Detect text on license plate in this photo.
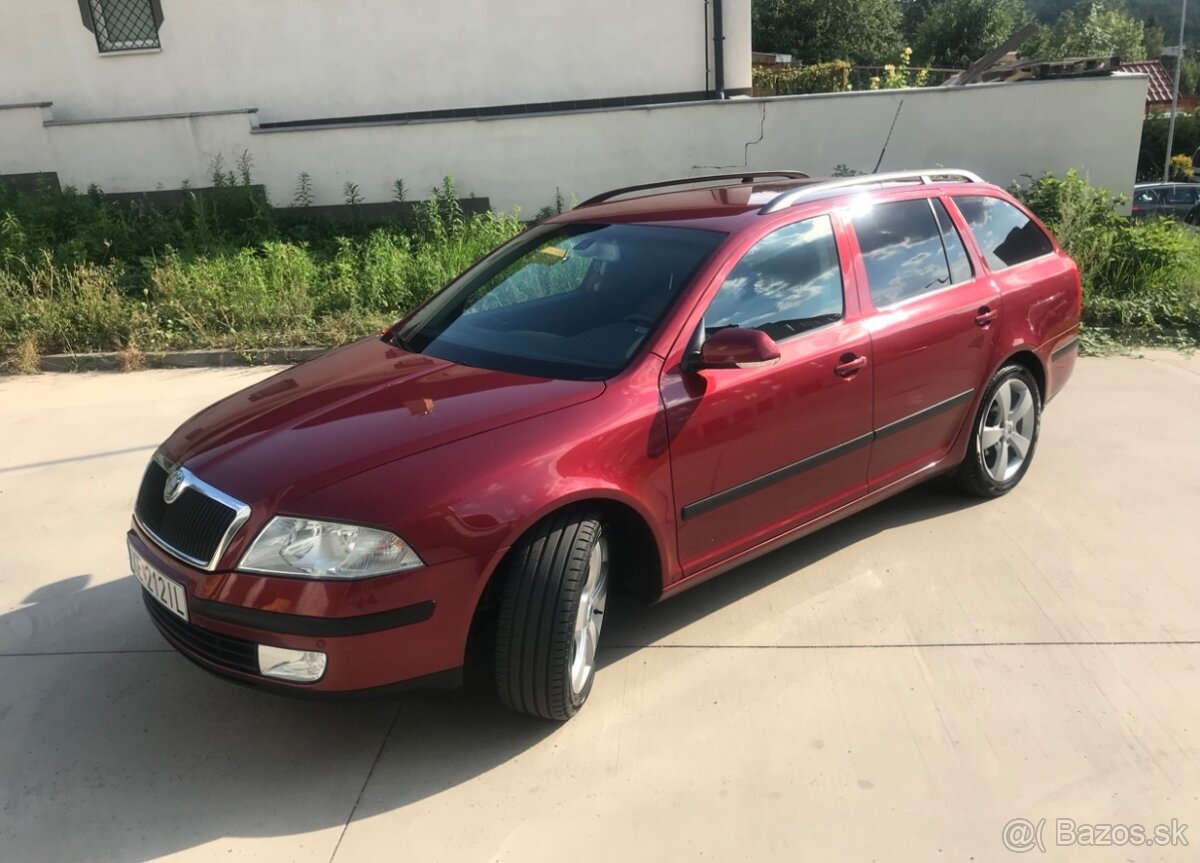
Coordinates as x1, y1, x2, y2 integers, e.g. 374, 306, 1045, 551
129, 542, 189, 622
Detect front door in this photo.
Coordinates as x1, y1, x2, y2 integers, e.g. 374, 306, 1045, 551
660, 214, 875, 576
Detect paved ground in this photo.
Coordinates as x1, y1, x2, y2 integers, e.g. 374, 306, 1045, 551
1, 353, 1198, 863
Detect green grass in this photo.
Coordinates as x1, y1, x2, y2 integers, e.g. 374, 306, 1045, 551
3, 168, 1197, 372
0, 174, 525, 371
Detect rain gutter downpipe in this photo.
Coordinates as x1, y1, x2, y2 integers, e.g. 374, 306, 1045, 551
713, 0, 727, 99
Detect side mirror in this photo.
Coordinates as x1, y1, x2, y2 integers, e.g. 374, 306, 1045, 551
690, 328, 781, 371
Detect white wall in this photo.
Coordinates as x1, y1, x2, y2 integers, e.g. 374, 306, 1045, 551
0, 0, 750, 123
0, 105, 53, 176
9, 75, 1144, 217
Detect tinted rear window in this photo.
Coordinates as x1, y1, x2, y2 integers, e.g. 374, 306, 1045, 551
954, 196, 1054, 271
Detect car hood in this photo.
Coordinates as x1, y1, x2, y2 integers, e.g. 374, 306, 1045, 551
161, 338, 604, 509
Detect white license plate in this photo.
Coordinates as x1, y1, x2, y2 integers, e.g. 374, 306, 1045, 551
129, 542, 190, 622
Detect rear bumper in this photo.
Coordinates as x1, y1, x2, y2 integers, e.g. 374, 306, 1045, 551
129, 526, 496, 693
1046, 334, 1080, 404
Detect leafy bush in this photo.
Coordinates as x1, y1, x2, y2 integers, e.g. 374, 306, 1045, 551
1170, 153, 1195, 181
1014, 170, 1200, 348
868, 47, 932, 90
753, 61, 852, 95
1138, 113, 1200, 181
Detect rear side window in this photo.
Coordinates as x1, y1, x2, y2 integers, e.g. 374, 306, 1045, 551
851, 198, 952, 307
954, 196, 1054, 271
704, 215, 844, 342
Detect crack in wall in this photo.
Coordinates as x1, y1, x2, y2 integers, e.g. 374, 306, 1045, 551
691, 101, 768, 173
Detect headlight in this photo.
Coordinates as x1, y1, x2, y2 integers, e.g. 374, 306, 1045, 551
239, 517, 424, 579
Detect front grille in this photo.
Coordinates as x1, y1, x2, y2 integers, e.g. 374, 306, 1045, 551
134, 458, 243, 568
144, 592, 259, 675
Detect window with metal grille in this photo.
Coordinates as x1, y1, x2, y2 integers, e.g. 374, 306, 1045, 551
83, 0, 162, 53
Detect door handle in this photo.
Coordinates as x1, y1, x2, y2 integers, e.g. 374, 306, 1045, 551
975, 306, 999, 327
834, 354, 868, 377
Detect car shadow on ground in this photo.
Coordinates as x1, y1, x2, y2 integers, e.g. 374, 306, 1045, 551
598, 480, 984, 664
0, 481, 980, 861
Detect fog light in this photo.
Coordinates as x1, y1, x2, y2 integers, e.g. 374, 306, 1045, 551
257, 645, 327, 683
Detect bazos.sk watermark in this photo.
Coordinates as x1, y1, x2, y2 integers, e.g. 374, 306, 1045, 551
1002, 817, 1188, 853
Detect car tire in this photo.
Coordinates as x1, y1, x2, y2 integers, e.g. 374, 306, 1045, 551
494, 508, 609, 720
955, 364, 1042, 498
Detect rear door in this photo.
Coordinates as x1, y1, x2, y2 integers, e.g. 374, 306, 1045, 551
845, 194, 1000, 489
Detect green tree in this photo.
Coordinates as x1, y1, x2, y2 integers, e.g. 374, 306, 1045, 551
1126, 2, 1200, 52
1143, 19, 1164, 58
1180, 56, 1200, 96
911, 0, 1032, 67
752, 0, 903, 64
1022, 0, 1147, 60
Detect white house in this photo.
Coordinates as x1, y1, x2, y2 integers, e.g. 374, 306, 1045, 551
0, 1, 1146, 213
2, 0, 752, 123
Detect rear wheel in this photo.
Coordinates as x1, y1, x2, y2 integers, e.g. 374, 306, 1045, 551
494, 509, 609, 720
955, 364, 1041, 498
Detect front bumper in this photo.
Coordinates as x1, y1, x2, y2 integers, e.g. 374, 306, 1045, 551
129, 525, 497, 693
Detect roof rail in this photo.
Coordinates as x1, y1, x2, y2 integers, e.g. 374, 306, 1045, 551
759, 169, 984, 214
578, 171, 811, 208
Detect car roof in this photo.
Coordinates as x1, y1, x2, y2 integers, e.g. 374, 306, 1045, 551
549, 170, 1001, 232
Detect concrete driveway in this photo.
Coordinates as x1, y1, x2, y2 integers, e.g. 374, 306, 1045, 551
1, 353, 1198, 862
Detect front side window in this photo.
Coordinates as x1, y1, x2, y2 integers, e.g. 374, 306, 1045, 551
397, 223, 726, 380
84, 0, 162, 52
851, 198, 953, 308
954, 195, 1054, 271
704, 216, 844, 342
1167, 185, 1199, 205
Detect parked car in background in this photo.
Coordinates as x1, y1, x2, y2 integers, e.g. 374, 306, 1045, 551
128, 169, 1081, 720
1132, 181, 1200, 222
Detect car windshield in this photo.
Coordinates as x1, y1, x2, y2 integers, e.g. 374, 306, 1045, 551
393, 223, 726, 380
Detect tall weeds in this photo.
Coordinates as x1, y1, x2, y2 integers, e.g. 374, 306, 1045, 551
0, 174, 524, 369
1015, 171, 1200, 349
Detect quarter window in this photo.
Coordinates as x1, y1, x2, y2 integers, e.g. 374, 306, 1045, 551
851, 198, 953, 308
82, 0, 162, 53
954, 196, 1054, 271
705, 216, 844, 342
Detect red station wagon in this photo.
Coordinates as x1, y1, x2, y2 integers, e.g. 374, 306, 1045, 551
128, 169, 1081, 719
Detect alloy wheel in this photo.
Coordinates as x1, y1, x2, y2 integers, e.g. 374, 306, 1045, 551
569, 535, 609, 695
979, 378, 1035, 483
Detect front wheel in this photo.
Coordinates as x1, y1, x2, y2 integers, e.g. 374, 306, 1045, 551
494, 509, 609, 720
955, 364, 1042, 498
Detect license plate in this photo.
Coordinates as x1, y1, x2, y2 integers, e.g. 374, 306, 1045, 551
129, 542, 190, 622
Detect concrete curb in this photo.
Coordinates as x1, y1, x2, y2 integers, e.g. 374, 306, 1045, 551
37, 347, 331, 373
